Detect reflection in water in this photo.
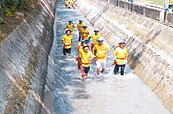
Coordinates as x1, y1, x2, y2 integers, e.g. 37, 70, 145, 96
72, 89, 91, 99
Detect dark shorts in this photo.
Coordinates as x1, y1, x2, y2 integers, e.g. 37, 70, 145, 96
78, 33, 81, 41
83, 66, 90, 73
63, 48, 71, 55
114, 64, 126, 75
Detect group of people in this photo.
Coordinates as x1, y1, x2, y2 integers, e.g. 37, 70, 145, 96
61, 20, 128, 79
64, 0, 77, 8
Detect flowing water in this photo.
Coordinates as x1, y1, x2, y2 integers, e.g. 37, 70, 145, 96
51, 0, 170, 114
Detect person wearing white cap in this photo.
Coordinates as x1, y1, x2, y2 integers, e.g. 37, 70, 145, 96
77, 20, 84, 41
71, 0, 77, 7
65, 0, 71, 8
88, 30, 101, 51
113, 39, 128, 76
81, 26, 90, 41
65, 20, 75, 34
75, 40, 87, 70
62, 30, 73, 56
92, 37, 110, 75
80, 44, 95, 78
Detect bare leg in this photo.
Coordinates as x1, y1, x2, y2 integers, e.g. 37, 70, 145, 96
77, 61, 80, 70
85, 73, 88, 76
101, 68, 105, 73
97, 68, 100, 75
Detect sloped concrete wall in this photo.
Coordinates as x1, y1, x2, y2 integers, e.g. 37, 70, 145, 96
109, 0, 161, 21
109, 0, 173, 25
167, 13, 173, 25
77, 0, 173, 113
0, 0, 55, 114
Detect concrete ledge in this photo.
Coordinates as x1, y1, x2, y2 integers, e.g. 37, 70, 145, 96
0, 0, 55, 113
167, 13, 173, 24
109, 0, 173, 24
109, 0, 161, 21
77, 0, 173, 113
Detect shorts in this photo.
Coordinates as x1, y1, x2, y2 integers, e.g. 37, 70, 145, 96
96, 59, 106, 69
63, 48, 71, 55
83, 66, 90, 73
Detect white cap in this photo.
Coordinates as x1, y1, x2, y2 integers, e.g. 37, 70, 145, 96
119, 39, 125, 44
83, 44, 89, 48
97, 37, 104, 42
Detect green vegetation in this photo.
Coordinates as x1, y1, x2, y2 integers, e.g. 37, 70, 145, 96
141, 0, 165, 4
0, 0, 27, 17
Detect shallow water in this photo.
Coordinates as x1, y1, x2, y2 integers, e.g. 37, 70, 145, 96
51, 0, 170, 114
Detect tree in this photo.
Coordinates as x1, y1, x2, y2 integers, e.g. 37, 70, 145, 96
0, 0, 27, 18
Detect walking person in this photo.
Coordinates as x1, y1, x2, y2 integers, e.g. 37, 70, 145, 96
65, 0, 70, 7
62, 30, 73, 57
88, 30, 101, 51
75, 40, 87, 70
77, 20, 84, 41
65, 0, 73, 8
81, 26, 90, 41
71, 0, 77, 8
80, 44, 95, 78
65, 20, 75, 34
92, 37, 110, 76
113, 39, 128, 76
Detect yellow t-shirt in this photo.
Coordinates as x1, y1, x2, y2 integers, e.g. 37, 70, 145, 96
81, 51, 95, 67
91, 34, 101, 45
71, 0, 76, 5
81, 28, 89, 40
114, 47, 128, 65
77, 22, 84, 33
65, 1, 68, 5
66, 0, 71, 7
66, 23, 74, 32
93, 44, 110, 61
170, 0, 173, 5
78, 46, 83, 58
62, 34, 73, 49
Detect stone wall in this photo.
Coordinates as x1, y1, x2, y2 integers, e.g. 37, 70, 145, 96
77, 0, 173, 113
109, 0, 173, 25
0, 0, 55, 113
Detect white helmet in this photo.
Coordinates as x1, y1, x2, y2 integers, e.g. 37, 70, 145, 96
119, 39, 125, 44
97, 37, 104, 42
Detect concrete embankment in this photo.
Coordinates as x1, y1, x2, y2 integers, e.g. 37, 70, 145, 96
107, 0, 173, 25
0, 0, 55, 113
77, 0, 173, 113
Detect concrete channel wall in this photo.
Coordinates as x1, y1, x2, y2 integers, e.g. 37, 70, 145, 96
109, 0, 161, 21
0, 0, 55, 113
77, 0, 173, 113
109, 0, 173, 25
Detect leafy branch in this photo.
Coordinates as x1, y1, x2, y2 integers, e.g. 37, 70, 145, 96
0, 0, 27, 18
